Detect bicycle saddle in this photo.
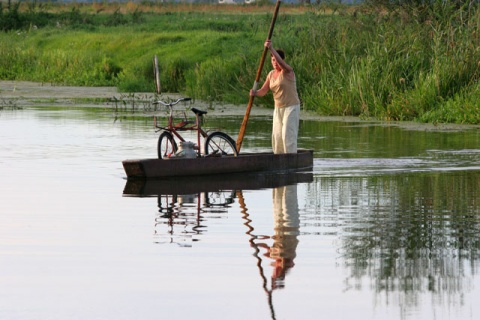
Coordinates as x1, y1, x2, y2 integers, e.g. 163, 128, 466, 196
191, 108, 207, 116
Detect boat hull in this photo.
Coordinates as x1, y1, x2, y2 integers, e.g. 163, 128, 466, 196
122, 149, 313, 179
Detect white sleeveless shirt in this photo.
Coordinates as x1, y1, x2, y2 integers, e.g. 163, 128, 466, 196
268, 70, 300, 108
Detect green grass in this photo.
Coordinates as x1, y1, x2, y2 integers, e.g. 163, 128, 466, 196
2, 2, 480, 124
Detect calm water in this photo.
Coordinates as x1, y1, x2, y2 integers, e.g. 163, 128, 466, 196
1, 106, 480, 320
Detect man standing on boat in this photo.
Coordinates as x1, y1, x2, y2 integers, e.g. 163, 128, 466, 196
250, 40, 301, 154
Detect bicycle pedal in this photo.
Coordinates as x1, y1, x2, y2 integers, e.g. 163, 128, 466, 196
204, 150, 220, 157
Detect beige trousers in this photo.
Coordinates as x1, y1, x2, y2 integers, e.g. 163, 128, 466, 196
272, 104, 300, 154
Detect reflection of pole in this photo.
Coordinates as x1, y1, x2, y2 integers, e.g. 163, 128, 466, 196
191, 192, 203, 234
155, 194, 177, 244
236, 190, 276, 320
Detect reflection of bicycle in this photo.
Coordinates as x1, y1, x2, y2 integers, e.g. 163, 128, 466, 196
154, 190, 236, 246
205, 190, 236, 207
153, 98, 238, 159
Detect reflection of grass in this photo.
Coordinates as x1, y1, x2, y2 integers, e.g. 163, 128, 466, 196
110, 93, 163, 113
73, 97, 111, 104
26, 96, 161, 112
2, 3, 480, 123
0, 98, 21, 110
30, 98, 57, 104
29, 97, 113, 104
332, 171, 480, 306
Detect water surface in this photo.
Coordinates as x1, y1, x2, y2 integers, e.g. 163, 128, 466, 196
1, 106, 480, 320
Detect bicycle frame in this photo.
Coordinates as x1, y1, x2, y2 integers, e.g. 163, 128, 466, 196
154, 98, 205, 154
153, 98, 238, 159
165, 107, 208, 153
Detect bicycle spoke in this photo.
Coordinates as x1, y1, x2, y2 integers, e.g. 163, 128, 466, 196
204, 132, 238, 156
158, 131, 177, 159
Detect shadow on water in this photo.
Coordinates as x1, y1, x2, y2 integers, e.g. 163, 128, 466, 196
123, 171, 311, 319
123, 171, 313, 196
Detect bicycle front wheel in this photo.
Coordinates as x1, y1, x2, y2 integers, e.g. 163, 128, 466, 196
158, 131, 177, 159
204, 132, 238, 157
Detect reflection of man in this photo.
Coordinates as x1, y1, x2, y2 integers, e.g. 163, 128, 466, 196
270, 184, 300, 289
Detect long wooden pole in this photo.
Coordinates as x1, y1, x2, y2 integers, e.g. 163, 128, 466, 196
236, 0, 281, 153
153, 55, 161, 94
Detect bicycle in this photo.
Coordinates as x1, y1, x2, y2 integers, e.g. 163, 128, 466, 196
153, 97, 238, 159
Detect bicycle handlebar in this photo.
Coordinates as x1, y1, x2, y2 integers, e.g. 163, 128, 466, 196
153, 97, 191, 107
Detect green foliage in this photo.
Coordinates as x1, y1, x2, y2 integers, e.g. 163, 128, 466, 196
186, 56, 245, 102
2, 2, 480, 124
289, 2, 480, 124
418, 82, 480, 124
104, 8, 128, 27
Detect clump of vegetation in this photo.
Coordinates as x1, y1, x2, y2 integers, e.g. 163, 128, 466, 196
1, 1, 480, 124
0, 97, 20, 110
0, 0, 22, 31
293, 1, 480, 124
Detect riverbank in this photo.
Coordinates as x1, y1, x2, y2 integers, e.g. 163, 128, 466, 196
1, 80, 478, 132
0, 80, 272, 116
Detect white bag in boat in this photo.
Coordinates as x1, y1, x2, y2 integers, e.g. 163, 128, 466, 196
175, 141, 196, 158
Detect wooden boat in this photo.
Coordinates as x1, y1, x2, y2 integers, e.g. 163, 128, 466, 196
122, 149, 313, 180
123, 171, 313, 196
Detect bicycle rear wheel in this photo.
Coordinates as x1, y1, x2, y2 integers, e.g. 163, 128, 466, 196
158, 131, 177, 159
204, 132, 238, 156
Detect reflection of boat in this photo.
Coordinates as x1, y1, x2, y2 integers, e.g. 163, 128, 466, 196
122, 149, 313, 180
123, 171, 313, 196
